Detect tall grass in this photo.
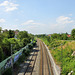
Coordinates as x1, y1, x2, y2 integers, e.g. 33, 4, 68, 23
41, 38, 75, 75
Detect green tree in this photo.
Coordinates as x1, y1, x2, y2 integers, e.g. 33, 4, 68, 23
62, 33, 68, 40
22, 38, 29, 46
71, 29, 75, 40
15, 29, 19, 32
8, 30, 15, 38
28, 34, 34, 41
0, 34, 3, 44
2, 38, 11, 56
51, 33, 60, 39
17, 31, 28, 40
0, 46, 4, 62
0, 27, 2, 33
2, 30, 9, 38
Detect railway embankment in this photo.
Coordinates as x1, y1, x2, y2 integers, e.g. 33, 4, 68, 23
43, 42, 61, 75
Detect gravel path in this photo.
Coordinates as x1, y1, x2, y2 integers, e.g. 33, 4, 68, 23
17, 40, 40, 75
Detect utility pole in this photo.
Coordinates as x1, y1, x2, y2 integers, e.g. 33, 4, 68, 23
11, 44, 14, 75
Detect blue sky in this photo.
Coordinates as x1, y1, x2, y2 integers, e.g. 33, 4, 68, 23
0, 0, 75, 34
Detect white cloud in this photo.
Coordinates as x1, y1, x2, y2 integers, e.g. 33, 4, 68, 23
21, 20, 46, 34
46, 16, 75, 33
21, 17, 74, 34
69, 14, 72, 16
21, 20, 43, 25
56, 16, 74, 24
0, 1, 19, 12
0, 19, 6, 23
72, 25, 75, 28
22, 20, 34, 25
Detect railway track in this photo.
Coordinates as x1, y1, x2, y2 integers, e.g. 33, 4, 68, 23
39, 40, 53, 75
23, 39, 53, 75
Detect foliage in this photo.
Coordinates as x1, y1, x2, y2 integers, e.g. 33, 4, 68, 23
40, 36, 75, 75
71, 29, 75, 40
22, 38, 29, 47
0, 33, 4, 45
0, 46, 4, 62
8, 30, 15, 38
0, 28, 34, 62
17, 31, 28, 40
3, 68, 12, 75
36, 32, 73, 40
0, 27, 2, 33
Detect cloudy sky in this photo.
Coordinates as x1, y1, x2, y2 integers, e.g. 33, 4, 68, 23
0, 0, 75, 34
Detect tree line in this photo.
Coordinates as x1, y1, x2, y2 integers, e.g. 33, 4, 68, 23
36, 29, 75, 40
0, 27, 34, 62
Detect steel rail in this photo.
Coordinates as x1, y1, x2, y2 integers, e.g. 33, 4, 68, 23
42, 42, 51, 75
39, 40, 53, 75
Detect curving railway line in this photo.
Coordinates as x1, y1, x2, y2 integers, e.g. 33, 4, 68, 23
39, 40, 53, 75
18, 39, 53, 75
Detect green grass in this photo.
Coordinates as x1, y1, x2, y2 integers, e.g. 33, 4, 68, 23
41, 38, 75, 75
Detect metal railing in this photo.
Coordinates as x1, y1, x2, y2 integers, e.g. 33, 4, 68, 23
0, 40, 36, 75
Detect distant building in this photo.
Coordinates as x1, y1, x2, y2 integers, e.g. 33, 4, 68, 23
48, 34, 51, 38
14, 31, 19, 39
48, 34, 51, 37
67, 34, 71, 37
3, 29, 8, 33
14, 31, 18, 35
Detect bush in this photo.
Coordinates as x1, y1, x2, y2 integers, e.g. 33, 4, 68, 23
0, 46, 4, 62
40, 37, 75, 75
3, 68, 12, 75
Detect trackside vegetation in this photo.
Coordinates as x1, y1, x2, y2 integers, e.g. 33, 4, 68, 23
0, 27, 36, 75
36, 29, 75, 75
0, 27, 34, 62
2, 40, 36, 75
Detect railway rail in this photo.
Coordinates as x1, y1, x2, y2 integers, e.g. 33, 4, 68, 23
22, 39, 53, 75
39, 40, 53, 75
